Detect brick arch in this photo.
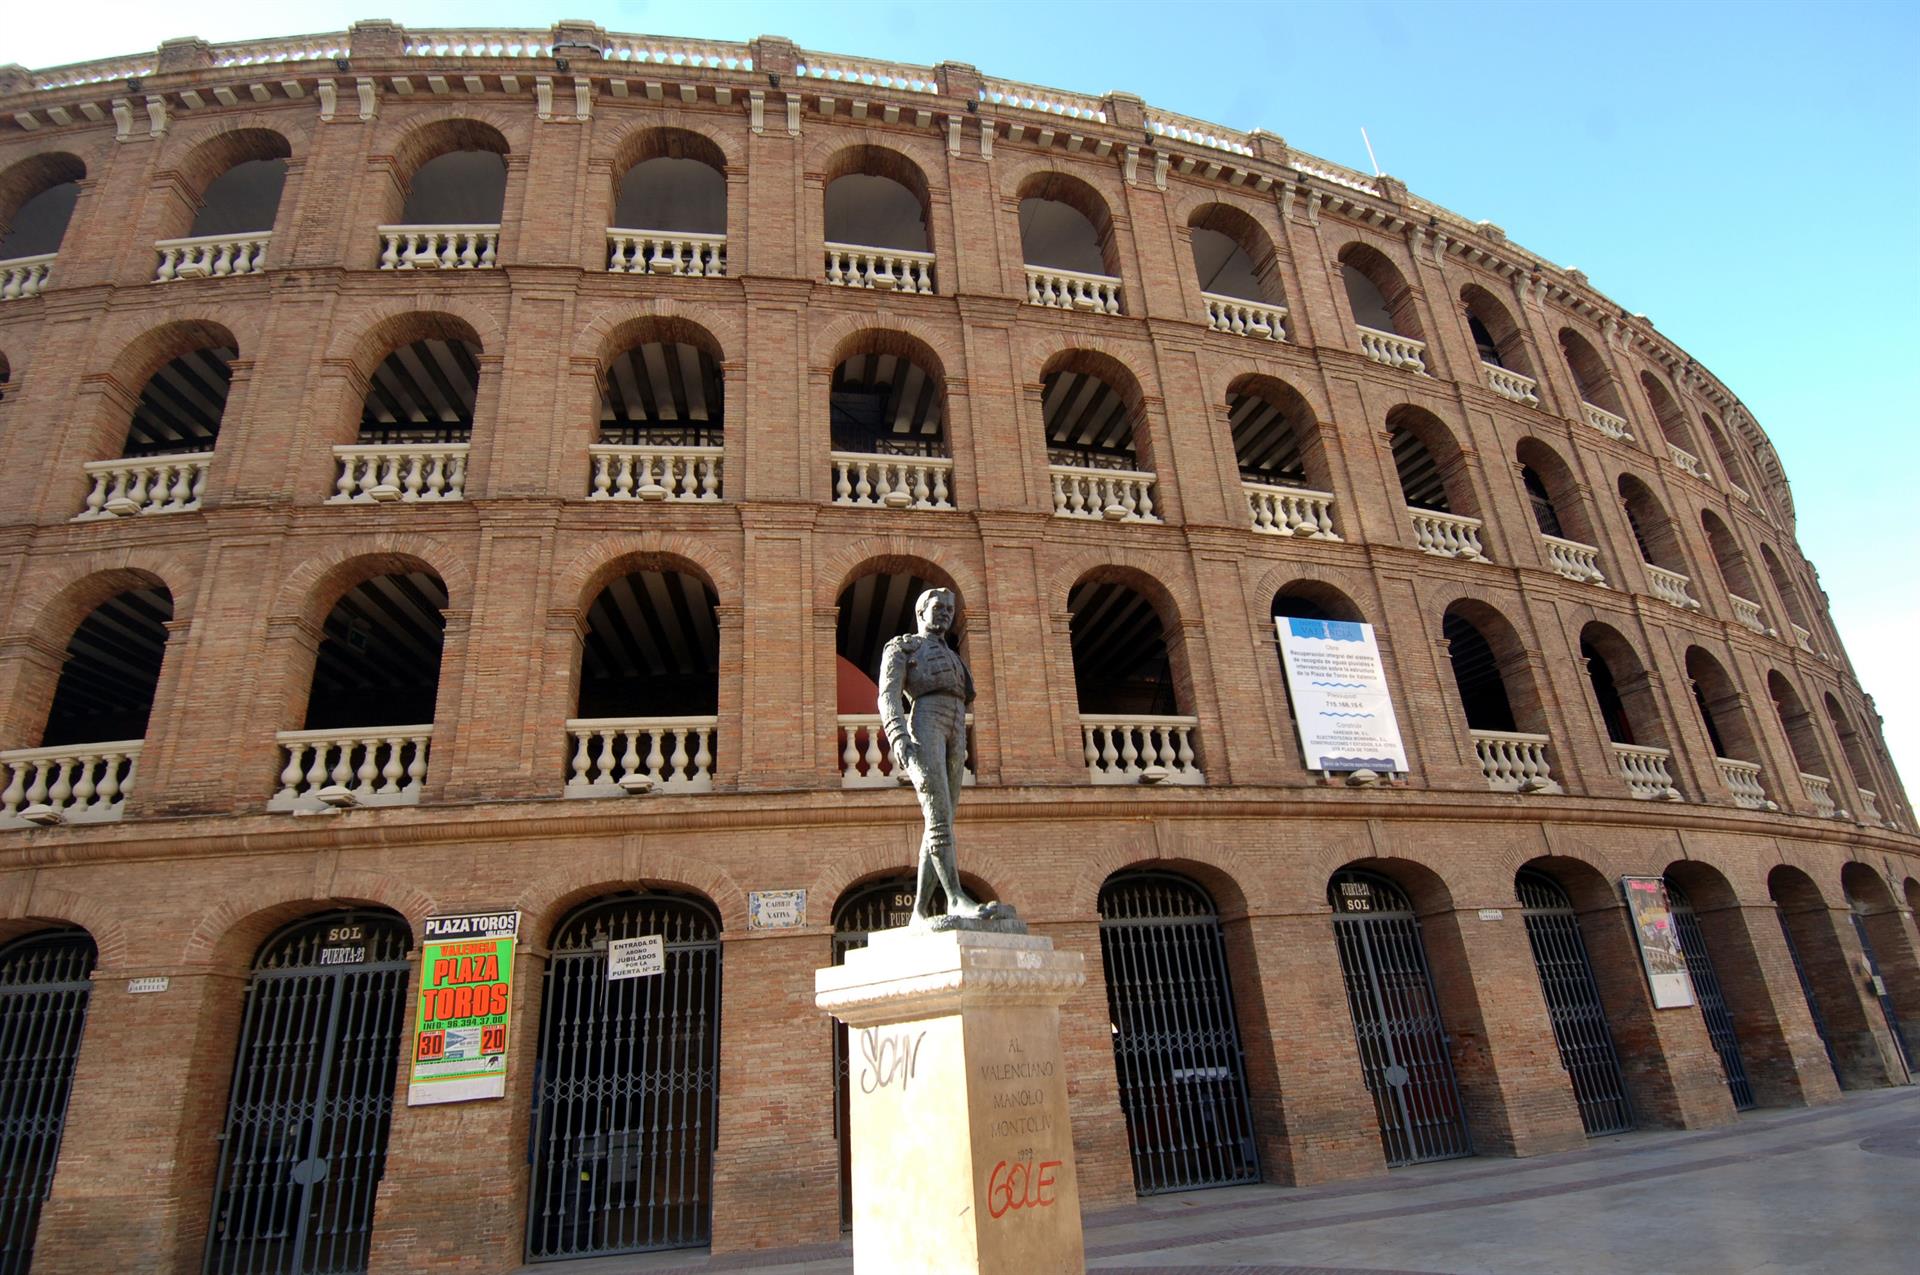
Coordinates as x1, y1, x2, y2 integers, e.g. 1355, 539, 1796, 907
516, 852, 746, 943
574, 299, 742, 366
101, 316, 243, 398
809, 844, 1012, 920
809, 312, 962, 379
1067, 842, 1260, 921
554, 532, 737, 614
9, 550, 199, 643
181, 873, 433, 972
1169, 186, 1279, 233
819, 536, 985, 615
270, 534, 473, 627
604, 118, 739, 177
328, 303, 499, 374
1220, 368, 1330, 427
160, 119, 299, 199
996, 153, 1126, 216
1516, 852, 1621, 913
1258, 563, 1374, 625
1666, 857, 1743, 911
1047, 547, 1199, 624
383, 112, 518, 177
805, 132, 947, 192
1323, 853, 1461, 918
1183, 199, 1287, 302
1337, 238, 1424, 340
3, 885, 130, 971
1384, 401, 1478, 516
1031, 338, 1159, 411
0, 150, 87, 230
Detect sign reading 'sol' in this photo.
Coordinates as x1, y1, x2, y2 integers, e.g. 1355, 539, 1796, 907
407, 911, 520, 1106
1275, 617, 1410, 774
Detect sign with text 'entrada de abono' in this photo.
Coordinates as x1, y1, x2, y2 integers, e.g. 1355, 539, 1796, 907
1275, 617, 1409, 773
408, 911, 520, 1106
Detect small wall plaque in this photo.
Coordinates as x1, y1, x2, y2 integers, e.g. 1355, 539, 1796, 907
748, 889, 807, 930
1477, 909, 1504, 922
127, 976, 169, 994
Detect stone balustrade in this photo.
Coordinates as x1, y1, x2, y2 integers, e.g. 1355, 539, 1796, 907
1201, 292, 1287, 341
1355, 324, 1428, 374
1644, 563, 1702, 610
825, 243, 936, 294
1469, 730, 1561, 794
1482, 363, 1540, 405
564, 717, 717, 796
0, 741, 141, 826
1729, 482, 1752, 507
1542, 534, 1606, 585
1729, 593, 1770, 635
607, 229, 727, 277
1049, 464, 1161, 523
75, 454, 212, 519
1799, 772, 1838, 818
154, 232, 271, 281
330, 444, 468, 503
0, 253, 54, 300
1582, 402, 1633, 441
837, 714, 974, 789
377, 224, 499, 270
830, 453, 954, 510
1409, 508, 1489, 561
1791, 624, 1814, 654
1082, 715, 1203, 785
1715, 757, 1770, 811
1858, 788, 1883, 824
1667, 442, 1710, 481
1025, 264, 1122, 314
1245, 481, 1339, 539
1612, 743, 1681, 801
587, 444, 723, 502
270, 726, 431, 810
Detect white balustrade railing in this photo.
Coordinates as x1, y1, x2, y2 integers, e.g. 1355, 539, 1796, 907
1409, 508, 1489, 561
1644, 563, 1702, 610
837, 714, 975, 789
1081, 715, 1204, 785
1613, 743, 1681, 801
824, 243, 936, 294
1245, 482, 1339, 540
1715, 757, 1770, 811
1542, 534, 1606, 586
1799, 772, 1837, 819
270, 726, 431, 810
1469, 730, 1562, 794
0, 741, 141, 826
1858, 788, 1883, 824
1049, 465, 1161, 523
330, 444, 468, 503
607, 229, 727, 277
1667, 442, 1710, 481
1582, 403, 1633, 441
1729, 482, 1752, 507
1355, 324, 1428, 374
0, 254, 54, 300
75, 454, 212, 519
1791, 624, 1814, 654
1482, 362, 1540, 405
377, 224, 499, 270
1729, 593, 1770, 635
565, 717, 717, 796
1201, 292, 1287, 341
154, 232, 271, 281
831, 453, 954, 510
1025, 265, 1122, 315
588, 444, 723, 502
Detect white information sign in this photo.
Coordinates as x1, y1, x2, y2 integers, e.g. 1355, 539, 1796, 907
748, 889, 807, 930
607, 933, 666, 981
126, 976, 170, 994
1275, 617, 1410, 773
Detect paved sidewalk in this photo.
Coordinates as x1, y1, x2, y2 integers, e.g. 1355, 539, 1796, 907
520, 1087, 1920, 1274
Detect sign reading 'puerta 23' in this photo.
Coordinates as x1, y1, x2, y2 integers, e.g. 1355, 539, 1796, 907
1275, 617, 1410, 773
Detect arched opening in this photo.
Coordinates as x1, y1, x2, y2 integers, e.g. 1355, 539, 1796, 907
822, 146, 932, 292
834, 565, 968, 786
1189, 204, 1284, 337
567, 566, 720, 795
1579, 622, 1677, 799
591, 319, 723, 501
1616, 475, 1680, 571
1662, 863, 1759, 1110
1640, 373, 1704, 472
1767, 867, 1846, 1086
1514, 866, 1634, 1134
1387, 406, 1483, 560
1758, 544, 1814, 647
1018, 172, 1114, 276
1444, 601, 1558, 793
1043, 352, 1158, 521
1684, 647, 1766, 808
1229, 375, 1336, 538
118, 335, 237, 461
1515, 438, 1602, 583
1338, 243, 1420, 339
204, 909, 413, 1275
1766, 671, 1830, 815
1272, 581, 1365, 626
39, 583, 173, 750
0, 925, 97, 1272
0, 153, 85, 270
1327, 868, 1473, 1165
336, 317, 481, 503
1700, 411, 1746, 490
608, 129, 728, 275
77, 320, 240, 522
1070, 574, 1200, 783
1099, 869, 1259, 1193
527, 891, 722, 1259
154, 130, 289, 280
1841, 864, 1919, 1076
381, 121, 507, 269
1825, 694, 1884, 820
829, 333, 951, 509
1558, 328, 1623, 419
1461, 284, 1532, 374
1700, 511, 1763, 625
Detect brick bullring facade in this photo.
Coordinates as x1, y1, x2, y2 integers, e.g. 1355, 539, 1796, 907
0, 20, 1915, 1274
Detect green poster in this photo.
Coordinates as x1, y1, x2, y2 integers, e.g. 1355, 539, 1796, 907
407, 911, 520, 1106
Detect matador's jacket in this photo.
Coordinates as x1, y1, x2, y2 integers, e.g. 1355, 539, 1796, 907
877, 632, 975, 759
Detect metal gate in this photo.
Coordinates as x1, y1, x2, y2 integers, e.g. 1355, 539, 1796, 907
830, 877, 924, 1228
1329, 871, 1472, 1166
1776, 910, 1842, 1084
527, 893, 720, 1262
0, 929, 96, 1275
1099, 872, 1259, 1194
1666, 884, 1756, 1110
1515, 871, 1633, 1136
1849, 910, 1915, 1076
203, 910, 413, 1275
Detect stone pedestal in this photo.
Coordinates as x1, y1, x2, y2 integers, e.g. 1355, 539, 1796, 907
816, 928, 1087, 1275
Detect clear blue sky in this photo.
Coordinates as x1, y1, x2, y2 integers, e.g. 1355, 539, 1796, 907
10, 1, 1919, 790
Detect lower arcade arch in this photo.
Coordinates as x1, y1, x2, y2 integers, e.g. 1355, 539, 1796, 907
1514, 868, 1633, 1135
1327, 869, 1472, 1166
1840, 864, 1918, 1075
204, 909, 414, 1275
1661, 867, 1757, 1110
1097, 870, 1259, 1194
527, 891, 721, 1261
1768, 867, 1875, 1088
0, 927, 97, 1274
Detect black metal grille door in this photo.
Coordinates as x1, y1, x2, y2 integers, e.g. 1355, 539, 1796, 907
204, 911, 413, 1275
1515, 871, 1632, 1136
1776, 910, 1842, 1085
527, 894, 720, 1261
1099, 872, 1260, 1194
1328, 871, 1472, 1166
1849, 911, 1915, 1075
830, 877, 922, 1229
0, 929, 96, 1275
1666, 884, 1755, 1110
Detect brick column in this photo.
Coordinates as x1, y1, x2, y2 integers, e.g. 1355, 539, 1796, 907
1851, 900, 1920, 1068
1780, 901, 1906, 1088
1696, 901, 1841, 1107
1032, 919, 1134, 1209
